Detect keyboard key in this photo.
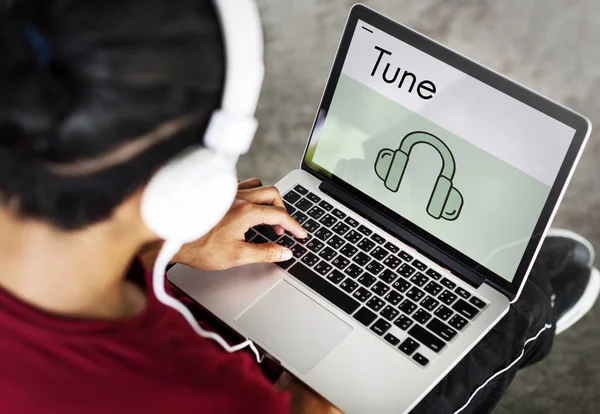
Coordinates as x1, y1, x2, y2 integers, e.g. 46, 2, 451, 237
394, 315, 414, 331
383, 255, 402, 270
398, 263, 416, 278
295, 198, 313, 212
306, 239, 324, 253
352, 252, 371, 266
294, 233, 310, 244
384, 333, 400, 346
412, 259, 427, 271
319, 214, 337, 228
399, 340, 417, 356
327, 270, 345, 285
344, 263, 363, 279
440, 277, 457, 290
384, 242, 400, 254
406, 287, 425, 303
357, 238, 376, 253
421, 296, 440, 312
291, 211, 308, 225
332, 222, 350, 236
424, 281, 443, 296
344, 230, 362, 244
366, 260, 384, 276
314, 228, 333, 241
327, 235, 345, 249
357, 225, 373, 236
319, 200, 334, 211
366, 297, 385, 312
332, 255, 350, 270
357, 274, 376, 287
410, 272, 429, 287
291, 244, 307, 258
455, 287, 471, 299
399, 299, 417, 315
340, 278, 359, 293
306, 192, 321, 204
380, 269, 398, 284
353, 287, 372, 303
283, 202, 296, 215
392, 279, 411, 293
340, 244, 358, 258
256, 225, 281, 241
370, 246, 389, 261
426, 268, 442, 280
453, 299, 480, 319
354, 307, 377, 326
288, 263, 360, 314
302, 219, 319, 233
283, 190, 302, 204
427, 318, 457, 341
370, 318, 391, 336
371, 281, 390, 297
294, 185, 308, 195
434, 305, 453, 321
449, 314, 468, 331
439, 290, 458, 306
344, 216, 359, 228
332, 208, 346, 220
307, 206, 325, 220
409, 325, 445, 353
276, 258, 295, 270
370, 233, 385, 245
412, 353, 429, 366
301, 252, 319, 267
381, 305, 400, 321
318, 247, 337, 261
276, 236, 295, 249
251, 234, 269, 244
384, 290, 403, 306
413, 309, 432, 324
399, 251, 413, 262
244, 229, 256, 242
314, 261, 333, 276
469, 296, 486, 309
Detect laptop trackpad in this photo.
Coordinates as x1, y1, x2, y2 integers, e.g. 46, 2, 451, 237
235, 281, 353, 374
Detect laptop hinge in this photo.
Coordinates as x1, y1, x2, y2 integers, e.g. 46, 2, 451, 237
319, 180, 484, 289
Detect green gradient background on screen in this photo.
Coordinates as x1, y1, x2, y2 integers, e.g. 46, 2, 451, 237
307, 75, 551, 281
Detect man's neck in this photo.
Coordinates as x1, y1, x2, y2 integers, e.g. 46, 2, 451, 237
0, 209, 147, 320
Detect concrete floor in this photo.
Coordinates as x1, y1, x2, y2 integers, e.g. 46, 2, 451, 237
239, 1, 600, 412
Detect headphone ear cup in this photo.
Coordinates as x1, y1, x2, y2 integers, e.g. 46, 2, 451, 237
441, 187, 463, 221
427, 175, 452, 219
375, 149, 408, 192
141, 147, 238, 243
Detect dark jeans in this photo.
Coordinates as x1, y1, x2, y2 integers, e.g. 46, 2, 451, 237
412, 268, 557, 414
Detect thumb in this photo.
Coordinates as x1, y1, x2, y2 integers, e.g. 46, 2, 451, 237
237, 242, 294, 266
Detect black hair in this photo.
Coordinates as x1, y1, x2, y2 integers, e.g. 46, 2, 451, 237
0, 0, 225, 229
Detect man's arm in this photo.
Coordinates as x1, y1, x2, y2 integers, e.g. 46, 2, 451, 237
276, 372, 343, 414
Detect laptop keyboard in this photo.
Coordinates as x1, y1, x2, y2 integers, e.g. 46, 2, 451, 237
245, 185, 488, 368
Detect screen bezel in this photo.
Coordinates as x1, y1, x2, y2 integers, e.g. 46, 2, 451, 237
301, 4, 591, 299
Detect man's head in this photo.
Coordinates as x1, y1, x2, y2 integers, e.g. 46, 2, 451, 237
0, 0, 225, 232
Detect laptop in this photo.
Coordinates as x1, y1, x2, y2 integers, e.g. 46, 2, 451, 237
168, 5, 591, 413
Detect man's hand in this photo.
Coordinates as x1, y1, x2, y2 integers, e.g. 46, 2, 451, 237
139, 178, 307, 271
275, 372, 343, 414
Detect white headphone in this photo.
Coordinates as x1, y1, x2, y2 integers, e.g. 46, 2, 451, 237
140, 0, 266, 363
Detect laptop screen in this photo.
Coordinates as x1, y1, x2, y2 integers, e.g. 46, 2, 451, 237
303, 19, 578, 283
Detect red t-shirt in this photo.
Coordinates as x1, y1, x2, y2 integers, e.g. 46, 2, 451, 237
0, 261, 290, 413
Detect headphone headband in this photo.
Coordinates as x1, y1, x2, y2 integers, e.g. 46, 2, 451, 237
205, 0, 265, 155
399, 131, 456, 179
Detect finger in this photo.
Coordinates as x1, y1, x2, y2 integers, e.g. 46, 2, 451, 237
236, 242, 293, 265
239, 203, 306, 238
238, 178, 263, 190
237, 185, 285, 209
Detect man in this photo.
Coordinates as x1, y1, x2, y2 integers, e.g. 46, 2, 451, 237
0, 1, 597, 413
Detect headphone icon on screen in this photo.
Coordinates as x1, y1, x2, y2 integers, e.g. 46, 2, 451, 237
374, 131, 464, 221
